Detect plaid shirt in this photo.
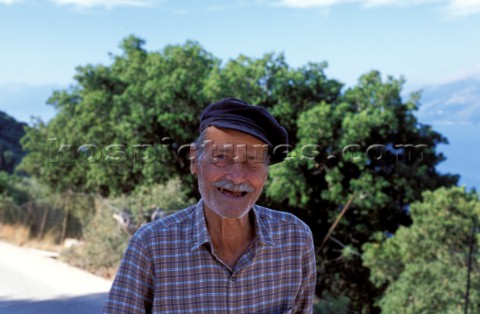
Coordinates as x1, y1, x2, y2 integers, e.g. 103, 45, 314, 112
103, 201, 316, 313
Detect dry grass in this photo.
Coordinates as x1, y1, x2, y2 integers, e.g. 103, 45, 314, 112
0, 223, 30, 245
0, 223, 60, 251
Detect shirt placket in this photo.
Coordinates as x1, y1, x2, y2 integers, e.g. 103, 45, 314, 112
227, 242, 259, 313
227, 271, 237, 314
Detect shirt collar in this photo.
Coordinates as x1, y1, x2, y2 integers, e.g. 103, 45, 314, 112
251, 205, 276, 247
191, 200, 211, 251
190, 200, 276, 252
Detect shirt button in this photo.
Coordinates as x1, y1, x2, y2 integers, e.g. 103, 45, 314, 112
230, 276, 236, 282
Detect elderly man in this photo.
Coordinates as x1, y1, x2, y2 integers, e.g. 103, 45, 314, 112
103, 98, 316, 313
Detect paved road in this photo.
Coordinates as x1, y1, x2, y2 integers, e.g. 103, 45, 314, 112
0, 241, 113, 314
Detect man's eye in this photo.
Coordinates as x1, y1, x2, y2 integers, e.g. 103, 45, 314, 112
247, 161, 265, 170
212, 154, 231, 166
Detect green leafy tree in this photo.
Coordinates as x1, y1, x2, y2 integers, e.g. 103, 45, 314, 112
19, 36, 219, 195
18, 36, 458, 311
363, 187, 480, 313
265, 71, 458, 312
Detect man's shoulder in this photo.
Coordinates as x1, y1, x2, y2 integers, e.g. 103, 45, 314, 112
254, 205, 313, 237
133, 204, 197, 238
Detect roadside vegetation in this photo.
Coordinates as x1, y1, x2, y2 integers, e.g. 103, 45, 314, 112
0, 172, 192, 278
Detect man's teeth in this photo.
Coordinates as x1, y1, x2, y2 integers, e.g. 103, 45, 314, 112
219, 188, 245, 197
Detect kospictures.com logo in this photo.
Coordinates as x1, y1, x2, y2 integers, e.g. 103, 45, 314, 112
48, 137, 428, 170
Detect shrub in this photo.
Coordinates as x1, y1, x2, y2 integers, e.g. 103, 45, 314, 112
61, 177, 194, 278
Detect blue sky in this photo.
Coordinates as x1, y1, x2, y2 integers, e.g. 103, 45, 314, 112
0, 0, 479, 190
1, 0, 479, 88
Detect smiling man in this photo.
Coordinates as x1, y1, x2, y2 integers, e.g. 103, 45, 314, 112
103, 98, 316, 314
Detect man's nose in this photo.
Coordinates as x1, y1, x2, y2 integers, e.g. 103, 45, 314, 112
226, 162, 247, 184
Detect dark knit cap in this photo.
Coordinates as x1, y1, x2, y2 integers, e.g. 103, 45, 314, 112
199, 98, 289, 165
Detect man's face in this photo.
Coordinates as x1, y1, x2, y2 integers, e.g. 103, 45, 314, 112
191, 126, 269, 219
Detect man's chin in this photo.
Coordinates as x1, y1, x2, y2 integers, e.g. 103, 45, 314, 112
205, 198, 253, 219
200, 189, 259, 219
210, 206, 251, 219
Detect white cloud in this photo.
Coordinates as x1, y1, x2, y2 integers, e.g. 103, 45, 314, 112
442, 0, 480, 16
0, 0, 21, 5
276, 0, 480, 17
362, 0, 439, 7
277, 0, 352, 8
276, 0, 433, 8
51, 0, 153, 10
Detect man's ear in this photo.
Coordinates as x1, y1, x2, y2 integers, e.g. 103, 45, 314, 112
263, 169, 269, 184
190, 144, 197, 176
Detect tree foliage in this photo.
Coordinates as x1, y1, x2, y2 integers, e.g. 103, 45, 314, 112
19, 36, 220, 195
363, 187, 480, 313
18, 35, 458, 311
265, 71, 458, 311
0, 111, 26, 173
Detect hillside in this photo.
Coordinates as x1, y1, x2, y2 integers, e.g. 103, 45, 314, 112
417, 76, 480, 125
416, 76, 480, 191
0, 111, 26, 173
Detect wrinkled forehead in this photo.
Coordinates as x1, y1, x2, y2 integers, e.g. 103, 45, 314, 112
204, 126, 267, 145
202, 126, 269, 158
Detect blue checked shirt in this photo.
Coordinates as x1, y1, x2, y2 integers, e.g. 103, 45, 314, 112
103, 200, 316, 313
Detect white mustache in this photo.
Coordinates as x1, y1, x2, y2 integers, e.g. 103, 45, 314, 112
213, 180, 254, 193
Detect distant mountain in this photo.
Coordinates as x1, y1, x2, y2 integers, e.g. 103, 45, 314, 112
416, 77, 480, 125
0, 111, 27, 173
0, 83, 59, 124
413, 75, 480, 191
